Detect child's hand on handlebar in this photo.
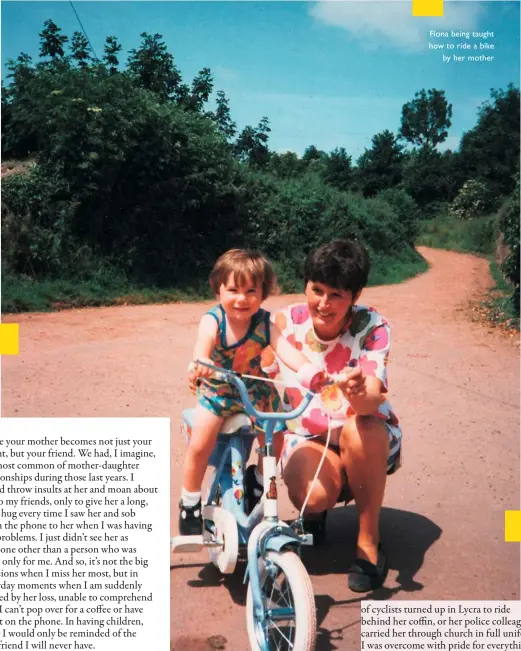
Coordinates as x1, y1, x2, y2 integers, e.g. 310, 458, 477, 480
187, 358, 216, 393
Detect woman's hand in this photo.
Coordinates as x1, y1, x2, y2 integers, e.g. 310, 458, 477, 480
335, 367, 367, 399
334, 367, 385, 415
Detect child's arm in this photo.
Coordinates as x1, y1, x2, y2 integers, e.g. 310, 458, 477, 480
269, 322, 311, 372
189, 315, 219, 383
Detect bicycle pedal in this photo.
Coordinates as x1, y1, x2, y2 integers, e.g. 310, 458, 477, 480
171, 535, 204, 553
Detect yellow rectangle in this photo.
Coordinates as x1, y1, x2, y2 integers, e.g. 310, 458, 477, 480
0, 323, 19, 355
412, 0, 443, 17
505, 510, 521, 542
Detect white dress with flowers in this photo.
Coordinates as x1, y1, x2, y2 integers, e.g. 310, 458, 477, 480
262, 303, 402, 471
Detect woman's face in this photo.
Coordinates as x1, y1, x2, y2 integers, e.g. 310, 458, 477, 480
305, 280, 360, 340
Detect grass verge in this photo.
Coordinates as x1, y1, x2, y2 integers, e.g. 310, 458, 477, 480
2, 247, 428, 314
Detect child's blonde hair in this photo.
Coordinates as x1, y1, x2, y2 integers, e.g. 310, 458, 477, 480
209, 249, 279, 300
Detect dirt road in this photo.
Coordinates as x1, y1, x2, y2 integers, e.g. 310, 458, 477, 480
2, 247, 519, 650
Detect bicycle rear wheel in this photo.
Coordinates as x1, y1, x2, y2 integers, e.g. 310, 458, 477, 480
204, 504, 238, 574
246, 550, 316, 651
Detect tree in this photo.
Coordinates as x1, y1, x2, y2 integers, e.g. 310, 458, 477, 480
3, 54, 38, 157
399, 88, 452, 149
209, 90, 236, 140
302, 145, 324, 163
356, 130, 404, 196
185, 67, 213, 112
39, 19, 69, 62
267, 151, 303, 179
235, 116, 271, 166
324, 147, 352, 191
459, 85, 520, 200
127, 32, 182, 102
402, 147, 451, 209
103, 36, 121, 74
71, 31, 91, 69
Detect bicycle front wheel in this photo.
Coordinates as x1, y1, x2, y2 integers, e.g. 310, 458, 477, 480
246, 550, 317, 651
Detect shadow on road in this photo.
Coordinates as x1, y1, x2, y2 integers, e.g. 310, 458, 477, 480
307, 505, 442, 651
303, 505, 442, 592
171, 506, 441, 649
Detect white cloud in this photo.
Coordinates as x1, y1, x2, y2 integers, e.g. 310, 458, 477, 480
310, 1, 484, 51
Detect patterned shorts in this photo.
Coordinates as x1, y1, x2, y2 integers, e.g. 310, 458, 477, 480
280, 421, 402, 476
197, 385, 286, 435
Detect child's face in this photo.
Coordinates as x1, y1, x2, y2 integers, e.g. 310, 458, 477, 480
219, 273, 263, 323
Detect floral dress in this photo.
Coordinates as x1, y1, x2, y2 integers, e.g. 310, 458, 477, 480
196, 305, 285, 433
263, 303, 402, 471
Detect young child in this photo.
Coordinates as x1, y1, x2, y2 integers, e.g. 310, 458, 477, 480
180, 248, 319, 535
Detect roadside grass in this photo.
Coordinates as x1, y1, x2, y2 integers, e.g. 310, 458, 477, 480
1, 248, 428, 314
1, 272, 213, 314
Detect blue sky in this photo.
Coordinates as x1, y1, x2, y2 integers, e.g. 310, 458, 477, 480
1, 1, 519, 159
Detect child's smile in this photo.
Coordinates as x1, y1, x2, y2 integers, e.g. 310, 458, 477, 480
219, 274, 263, 323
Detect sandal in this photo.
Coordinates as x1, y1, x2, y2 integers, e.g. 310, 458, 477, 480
347, 545, 388, 592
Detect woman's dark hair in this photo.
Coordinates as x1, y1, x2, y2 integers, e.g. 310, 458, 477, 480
304, 239, 370, 295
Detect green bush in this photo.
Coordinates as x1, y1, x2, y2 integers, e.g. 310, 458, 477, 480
376, 187, 420, 243
2, 68, 248, 286
242, 170, 422, 288
449, 179, 490, 220
498, 181, 520, 313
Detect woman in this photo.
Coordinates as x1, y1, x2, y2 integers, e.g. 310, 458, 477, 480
250, 239, 402, 592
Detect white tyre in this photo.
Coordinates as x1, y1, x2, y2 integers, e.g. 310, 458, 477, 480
246, 550, 317, 651
203, 505, 238, 574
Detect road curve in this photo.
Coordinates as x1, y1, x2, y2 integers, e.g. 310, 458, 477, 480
2, 247, 519, 651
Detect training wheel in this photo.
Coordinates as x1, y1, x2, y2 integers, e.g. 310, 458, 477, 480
203, 505, 238, 574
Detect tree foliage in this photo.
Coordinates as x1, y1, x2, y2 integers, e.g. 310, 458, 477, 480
127, 32, 183, 102
103, 36, 122, 74
323, 147, 352, 191
2, 20, 519, 314
39, 19, 69, 62
399, 88, 452, 149
235, 117, 271, 166
356, 130, 404, 197
459, 85, 520, 200
70, 31, 91, 69
449, 180, 489, 220
208, 90, 236, 140
498, 180, 520, 312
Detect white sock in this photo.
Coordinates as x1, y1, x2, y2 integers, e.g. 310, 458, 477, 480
181, 488, 201, 507
254, 466, 264, 487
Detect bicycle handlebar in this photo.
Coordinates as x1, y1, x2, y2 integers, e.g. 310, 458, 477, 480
194, 359, 315, 422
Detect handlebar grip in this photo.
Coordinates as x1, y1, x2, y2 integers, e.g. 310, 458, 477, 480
192, 358, 314, 421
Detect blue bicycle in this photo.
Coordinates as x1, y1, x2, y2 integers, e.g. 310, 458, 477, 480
171, 360, 318, 651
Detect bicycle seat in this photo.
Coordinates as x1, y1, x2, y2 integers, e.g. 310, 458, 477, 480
182, 409, 252, 435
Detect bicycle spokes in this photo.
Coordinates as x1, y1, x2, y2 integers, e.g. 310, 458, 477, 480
263, 571, 297, 648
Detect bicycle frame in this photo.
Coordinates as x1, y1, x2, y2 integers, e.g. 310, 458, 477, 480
205, 423, 261, 545
193, 361, 315, 638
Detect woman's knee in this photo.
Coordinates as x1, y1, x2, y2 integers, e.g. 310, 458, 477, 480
340, 415, 389, 455
286, 480, 333, 513
283, 446, 342, 512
